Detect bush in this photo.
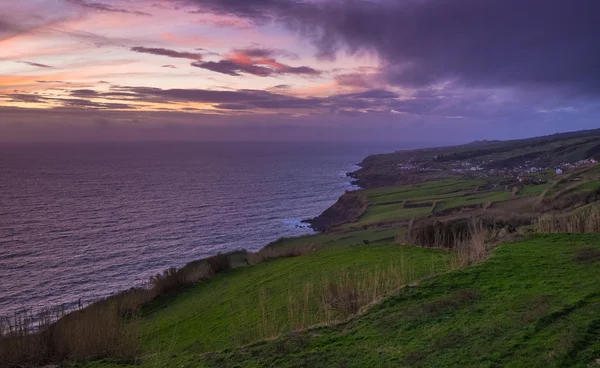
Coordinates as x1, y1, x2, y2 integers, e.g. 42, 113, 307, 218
205, 253, 231, 274
402, 219, 470, 249
150, 267, 187, 296
398, 219, 491, 268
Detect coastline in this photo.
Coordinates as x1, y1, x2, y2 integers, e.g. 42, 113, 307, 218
3, 153, 379, 320
8, 131, 600, 367
302, 163, 367, 232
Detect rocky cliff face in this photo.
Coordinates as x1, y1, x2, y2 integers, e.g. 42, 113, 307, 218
305, 192, 369, 232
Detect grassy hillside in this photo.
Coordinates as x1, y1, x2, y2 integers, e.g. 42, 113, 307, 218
352, 128, 600, 188
200, 234, 600, 368
81, 244, 450, 367
141, 245, 449, 356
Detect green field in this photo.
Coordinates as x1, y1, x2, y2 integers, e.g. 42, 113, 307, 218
518, 183, 550, 196
85, 244, 450, 367
199, 234, 600, 368
358, 203, 432, 224
343, 179, 498, 227
365, 179, 487, 205
431, 190, 511, 212
572, 181, 600, 193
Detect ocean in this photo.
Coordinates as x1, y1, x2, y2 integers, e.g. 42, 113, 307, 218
0, 141, 402, 317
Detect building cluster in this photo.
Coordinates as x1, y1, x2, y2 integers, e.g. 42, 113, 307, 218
392, 156, 598, 180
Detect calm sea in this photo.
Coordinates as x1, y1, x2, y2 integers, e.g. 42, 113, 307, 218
0, 141, 403, 317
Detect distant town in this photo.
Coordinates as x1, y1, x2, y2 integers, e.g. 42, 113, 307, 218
395, 157, 598, 184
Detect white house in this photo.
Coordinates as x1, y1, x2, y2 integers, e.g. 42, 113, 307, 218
556, 169, 563, 175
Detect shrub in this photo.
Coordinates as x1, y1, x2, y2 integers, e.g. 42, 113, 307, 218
399, 219, 491, 268
321, 272, 361, 317
150, 267, 187, 296
402, 219, 470, 249
205, 253, 231, 274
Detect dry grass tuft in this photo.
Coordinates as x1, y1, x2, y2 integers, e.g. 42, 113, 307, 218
399, 218, 491, 268
0, 300, 140, 367
537, 203, 600, 233
319, 264, 410, 319
451, 221, 489, 268
242, 260, 415, 344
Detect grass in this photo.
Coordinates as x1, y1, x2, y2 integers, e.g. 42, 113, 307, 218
266, 226, 403, 248
434, 190, 511, 212
200, 234, 600, 368
348, 180, 507, 227
85, 243, 450, 366
365, 179, 487, 205
518, 183, 550, 196
572, 181, 600, 193
358, 203, 432, 224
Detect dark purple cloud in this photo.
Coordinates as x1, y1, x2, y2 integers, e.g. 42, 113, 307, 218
68, 0, 151, 16
20, 61, 54, 68
192, 60, 272, 76
279, 65, 319, 75
70, 89, 98, 97
214, 103, 251, 110
60, 98, 134, 109
106, 86, 324, 109
0, 19, 17, 39
2, 90, 135, 110
182, 0, 600, 94
336, 90, 399, 100
191, 53, 320, 77
53, 86, 409, 112
233, 47, 298, 60
7, 94, 48, 104
183, 0, 285, 22
131, 47, 203, 60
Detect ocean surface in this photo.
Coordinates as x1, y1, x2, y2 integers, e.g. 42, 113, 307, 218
0, 141, 403, 317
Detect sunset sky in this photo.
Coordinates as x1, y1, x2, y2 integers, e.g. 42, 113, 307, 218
1, 0, 599, 141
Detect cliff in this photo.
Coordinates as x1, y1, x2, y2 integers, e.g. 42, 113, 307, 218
304, 192, 369, 232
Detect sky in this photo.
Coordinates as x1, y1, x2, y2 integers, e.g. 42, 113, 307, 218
1, 0, 599, 142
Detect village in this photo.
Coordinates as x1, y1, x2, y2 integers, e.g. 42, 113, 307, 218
395, 156, 598, 185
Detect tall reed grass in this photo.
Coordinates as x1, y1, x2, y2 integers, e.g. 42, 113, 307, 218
399, 218, 490, 268
451, 221, 488, 268
537, 203, 600, 233
0, 300, 140, 367
230, 257, 441, 344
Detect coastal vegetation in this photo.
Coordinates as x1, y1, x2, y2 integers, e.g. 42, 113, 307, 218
2, 129, 600, 367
